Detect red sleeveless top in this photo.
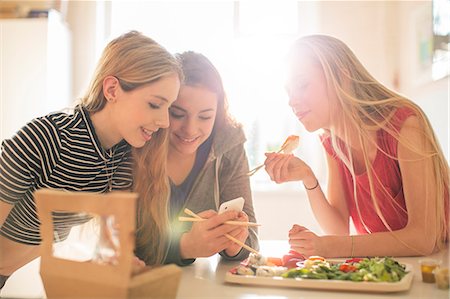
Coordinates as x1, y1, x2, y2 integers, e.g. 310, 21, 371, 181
322, 107, 434, 234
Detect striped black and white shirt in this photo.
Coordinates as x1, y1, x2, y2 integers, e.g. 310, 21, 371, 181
0, 106, 133, 245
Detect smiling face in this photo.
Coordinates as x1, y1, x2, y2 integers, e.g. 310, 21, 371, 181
286, 56, 333, 132
168, 85, 218, 156
108, 74, 180, 148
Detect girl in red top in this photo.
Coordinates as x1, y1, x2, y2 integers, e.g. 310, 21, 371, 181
264, 35, 449, 257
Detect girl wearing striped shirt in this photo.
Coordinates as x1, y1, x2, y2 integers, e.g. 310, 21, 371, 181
0, 31, 182, 288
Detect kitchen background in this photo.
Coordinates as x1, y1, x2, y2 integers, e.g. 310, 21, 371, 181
1, 0, 448, 240
0, 0, 449, 296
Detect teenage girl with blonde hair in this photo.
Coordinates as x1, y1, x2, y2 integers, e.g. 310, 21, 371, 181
0, 31, 182, 288
264, 34, 448, 257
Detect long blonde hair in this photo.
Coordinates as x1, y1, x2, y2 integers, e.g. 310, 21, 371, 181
80, 31, 183, 265
291, 35, 449, 251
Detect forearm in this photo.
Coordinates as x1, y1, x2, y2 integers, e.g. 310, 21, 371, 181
302, 174, 348, 235
0, 201, 13, 228
220, 227, 259, 261
322, 225, 437, 258
166, 232, 195, 266
0, 236, 40, 275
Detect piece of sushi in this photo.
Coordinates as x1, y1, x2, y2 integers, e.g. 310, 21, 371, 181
236, 265, 255, 276
280, 135, 300, 154
255, 266, 288, 277
247, 252, 267, 267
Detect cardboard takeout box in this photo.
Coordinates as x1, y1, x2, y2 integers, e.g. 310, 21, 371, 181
35, 189, 181, 299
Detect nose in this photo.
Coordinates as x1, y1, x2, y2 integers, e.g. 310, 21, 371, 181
156, 109, 170, 129
286, 84, 298, 109
288, 96, 296, 108
288, 93, 302, 109
181, 117, 197, 136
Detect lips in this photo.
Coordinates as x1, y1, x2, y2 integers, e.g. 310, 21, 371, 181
295, 110, 310, 120
141, 127, 154, 141
175, 134, 199, 144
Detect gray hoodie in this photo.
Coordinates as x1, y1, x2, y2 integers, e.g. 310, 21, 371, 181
165, 123, 259, 265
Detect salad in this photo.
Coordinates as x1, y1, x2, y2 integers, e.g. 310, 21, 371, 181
282, 257, 408, 282
233, 253, 409, 283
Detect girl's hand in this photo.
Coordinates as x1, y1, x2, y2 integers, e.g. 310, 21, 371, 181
288, 224, 324, 257
264, 153, 313, 184
223, 211, 250, 257
180, 210, 239, 258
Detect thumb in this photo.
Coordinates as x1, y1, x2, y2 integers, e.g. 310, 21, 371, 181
289, 224, 306, 234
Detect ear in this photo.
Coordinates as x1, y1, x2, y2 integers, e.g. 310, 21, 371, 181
103, 76, 120, 102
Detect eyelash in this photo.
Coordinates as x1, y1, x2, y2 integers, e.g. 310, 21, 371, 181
170, 112, 184, 119
149, 103, 160, 109
169, 112, 212, 121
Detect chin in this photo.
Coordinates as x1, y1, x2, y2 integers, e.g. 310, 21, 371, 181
302, 123, 320, 133
176, 144, 199, 155
128, 138, 146, 149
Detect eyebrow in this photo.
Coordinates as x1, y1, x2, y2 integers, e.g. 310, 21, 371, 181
170, 105, 215, 113
153, 95, 168, 103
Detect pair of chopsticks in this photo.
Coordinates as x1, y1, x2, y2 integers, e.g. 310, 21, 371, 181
246, 143, 288, 176
178, 216, 261, 227
182, 208, 260, 255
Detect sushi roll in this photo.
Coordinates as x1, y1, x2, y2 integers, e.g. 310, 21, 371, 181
256, 266, 288, 277
236, 265, 255, 276
248, 253, 267, 267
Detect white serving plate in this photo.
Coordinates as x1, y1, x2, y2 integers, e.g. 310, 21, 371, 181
225, 264, 413, 293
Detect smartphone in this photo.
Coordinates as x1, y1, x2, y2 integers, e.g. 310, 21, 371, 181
218, 197, 245, 214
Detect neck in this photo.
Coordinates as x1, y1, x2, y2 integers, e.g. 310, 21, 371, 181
90, 108, 121, 150
167, 146, 197, 184
331, 120, 376, 153
168, 146, 196, 163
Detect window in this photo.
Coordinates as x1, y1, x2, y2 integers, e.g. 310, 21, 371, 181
432, 0, 450, 80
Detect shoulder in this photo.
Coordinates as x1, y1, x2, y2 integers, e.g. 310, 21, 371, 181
24, 109, 79, 138
217, 122, 246, 141
390, 106, 417, 128
398, 114, 423, 144
2, 112, 65, 149
391, 106, 423, 142
396, 113, 429, 161
213, 123, 246, 156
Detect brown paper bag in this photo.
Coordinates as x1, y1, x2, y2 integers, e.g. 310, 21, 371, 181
35, 189, 181, 299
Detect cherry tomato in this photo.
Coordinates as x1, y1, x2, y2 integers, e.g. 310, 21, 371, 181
345, 258, 363, 263
339, 263, 357, 272
267, 257, 283, 266
282, 250, 306, 268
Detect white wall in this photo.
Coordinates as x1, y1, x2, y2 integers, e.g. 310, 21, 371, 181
65, 1, 102, 100
314, 1, 400, 89
0, 10, 71, 141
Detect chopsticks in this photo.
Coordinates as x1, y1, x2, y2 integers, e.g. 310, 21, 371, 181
183, 208, 260, 255
178, 216, 261, 227
246, 143, 288, 176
